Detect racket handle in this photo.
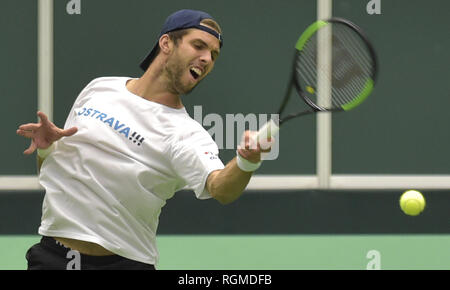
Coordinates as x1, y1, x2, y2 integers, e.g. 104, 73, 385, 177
256, 119, 280, 141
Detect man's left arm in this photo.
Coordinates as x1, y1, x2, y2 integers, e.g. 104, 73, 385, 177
17, 111, 78, 172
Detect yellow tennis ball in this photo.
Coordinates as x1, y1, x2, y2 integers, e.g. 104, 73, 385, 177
399, 190, 426, 216
306, 86, 315, 94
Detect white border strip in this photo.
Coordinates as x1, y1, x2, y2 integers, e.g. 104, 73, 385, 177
0, 176, 43, 191
251, 175, 450, 190
316, 0, 333, 188
2, 175, 449, 191
38, 0, 54, 121
330, 175, 450, 190
248, 175, 318, 190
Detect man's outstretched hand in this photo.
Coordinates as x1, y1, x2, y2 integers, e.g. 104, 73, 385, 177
16, 111, 78, 155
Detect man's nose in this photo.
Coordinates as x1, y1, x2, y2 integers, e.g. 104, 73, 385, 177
199, 50, 213, 64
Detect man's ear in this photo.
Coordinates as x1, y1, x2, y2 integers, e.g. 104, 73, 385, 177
159, 34, 173, 55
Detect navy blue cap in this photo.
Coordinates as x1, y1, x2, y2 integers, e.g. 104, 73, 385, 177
139, 9, 223, 71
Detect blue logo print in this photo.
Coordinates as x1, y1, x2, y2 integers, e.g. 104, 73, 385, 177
77, 107, 145, 146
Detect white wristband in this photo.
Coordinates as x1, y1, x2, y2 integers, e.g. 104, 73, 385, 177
37, 142, 56, 159
236, 150, 262, 172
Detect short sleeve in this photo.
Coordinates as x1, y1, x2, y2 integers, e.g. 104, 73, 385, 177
170, 129, 225, 199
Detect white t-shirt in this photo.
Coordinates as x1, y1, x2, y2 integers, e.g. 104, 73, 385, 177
38, 77, 225, 265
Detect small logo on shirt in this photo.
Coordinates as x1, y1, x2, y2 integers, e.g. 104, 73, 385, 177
204, 151, 219, 160
77, 107, 145, 147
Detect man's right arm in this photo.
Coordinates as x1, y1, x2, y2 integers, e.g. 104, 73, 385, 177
206, 130, 273, 205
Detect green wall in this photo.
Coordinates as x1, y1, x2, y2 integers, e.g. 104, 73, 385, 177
1, 0, 37, 174
2, 190, 449, 235
2, 0, 449, 175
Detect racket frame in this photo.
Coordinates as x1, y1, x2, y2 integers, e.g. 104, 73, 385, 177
279, 17, 378, 125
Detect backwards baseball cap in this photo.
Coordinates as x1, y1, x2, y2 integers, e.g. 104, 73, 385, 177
139, 9, 223, 71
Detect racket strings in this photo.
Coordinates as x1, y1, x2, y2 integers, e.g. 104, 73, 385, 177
295, 22, 375, 110
330, 25, 373, 106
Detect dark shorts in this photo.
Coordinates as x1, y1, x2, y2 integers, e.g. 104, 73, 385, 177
26, 236, 155, 270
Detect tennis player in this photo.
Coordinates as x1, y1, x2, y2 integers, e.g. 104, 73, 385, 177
17, 9, 270, 270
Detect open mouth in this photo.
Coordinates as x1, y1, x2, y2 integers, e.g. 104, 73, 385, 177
189, 67, 203, 80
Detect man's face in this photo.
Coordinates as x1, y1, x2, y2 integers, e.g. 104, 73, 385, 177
164, 28, 221, 95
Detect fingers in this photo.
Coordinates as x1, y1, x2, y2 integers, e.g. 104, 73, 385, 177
237, 147, 260, 164
238, 131, 258, 151
239, 131, 275, 152
23, 141, 37, 155
60, 126, 78, 137
237, 130, 275, 163
259, 137, 275, 152
16, 128, 35, 138
18, 123, 41, 132
37, 111, 49, 124
237, 131, 262, 163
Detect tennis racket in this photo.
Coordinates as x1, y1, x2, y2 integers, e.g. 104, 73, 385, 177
257, 17, 378, 143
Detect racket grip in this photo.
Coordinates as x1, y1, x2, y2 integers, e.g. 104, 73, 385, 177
256, 119, 280, 141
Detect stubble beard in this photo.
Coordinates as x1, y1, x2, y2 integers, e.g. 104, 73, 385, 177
164, 52, 197, 96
